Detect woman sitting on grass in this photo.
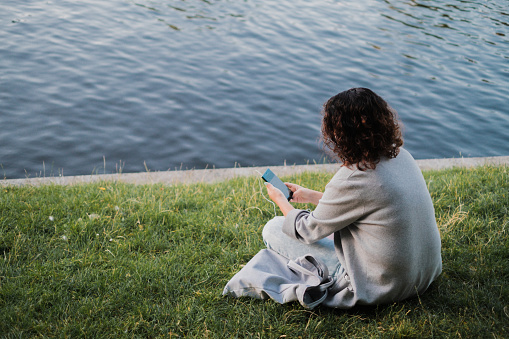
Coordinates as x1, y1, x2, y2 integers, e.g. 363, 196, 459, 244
264, 88, 442, 307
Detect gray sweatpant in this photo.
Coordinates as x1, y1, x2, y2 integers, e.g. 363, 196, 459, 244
262, 216, 343, 278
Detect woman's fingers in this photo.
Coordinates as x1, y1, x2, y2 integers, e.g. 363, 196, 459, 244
285, 182, 300, 192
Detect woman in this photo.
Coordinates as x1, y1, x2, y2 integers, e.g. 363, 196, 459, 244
264, 88, 442, 307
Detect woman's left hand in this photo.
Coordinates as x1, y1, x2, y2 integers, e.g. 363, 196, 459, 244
265, 183, 295, 216
265, 182, 286, 203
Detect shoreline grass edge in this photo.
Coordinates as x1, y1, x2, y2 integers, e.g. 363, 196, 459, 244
2, 155, 509, 187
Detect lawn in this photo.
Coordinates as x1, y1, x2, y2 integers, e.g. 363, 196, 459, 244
0, 165, 508, 337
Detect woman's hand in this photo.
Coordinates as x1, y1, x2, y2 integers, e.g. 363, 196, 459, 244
265, 182, 324, 216
265, 183, 294, 216
285, 183, 323, 205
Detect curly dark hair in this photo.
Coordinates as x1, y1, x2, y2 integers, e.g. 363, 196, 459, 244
322, 88, 403, 170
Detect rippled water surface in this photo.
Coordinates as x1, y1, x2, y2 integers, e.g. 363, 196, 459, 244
1, 0, 508, 178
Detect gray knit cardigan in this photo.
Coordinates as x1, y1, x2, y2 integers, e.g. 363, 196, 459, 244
282, 148, 442, 307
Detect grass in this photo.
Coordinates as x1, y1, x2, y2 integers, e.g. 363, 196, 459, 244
0, 165, 508, 338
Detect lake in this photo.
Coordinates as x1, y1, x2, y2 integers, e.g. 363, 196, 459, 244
1, 0, 508, 179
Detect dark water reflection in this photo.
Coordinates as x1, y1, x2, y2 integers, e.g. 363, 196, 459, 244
0, 0, 507, 179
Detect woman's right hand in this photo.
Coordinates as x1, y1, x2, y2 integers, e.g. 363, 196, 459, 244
285, 183, 323, 205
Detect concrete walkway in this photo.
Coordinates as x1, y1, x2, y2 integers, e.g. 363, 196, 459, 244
2, 155, 508, 187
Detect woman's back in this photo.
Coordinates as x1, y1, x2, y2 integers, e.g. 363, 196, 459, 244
321, 148, 442, 305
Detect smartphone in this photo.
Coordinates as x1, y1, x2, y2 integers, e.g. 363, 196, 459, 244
261, 168, 293, 201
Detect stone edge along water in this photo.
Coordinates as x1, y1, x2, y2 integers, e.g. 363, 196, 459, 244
2, 156, 509, 187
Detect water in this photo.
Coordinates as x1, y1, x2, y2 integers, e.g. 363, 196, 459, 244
1, 0, 508, 179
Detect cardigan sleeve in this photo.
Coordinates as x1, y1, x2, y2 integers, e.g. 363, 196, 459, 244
282, 171, 366, 244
